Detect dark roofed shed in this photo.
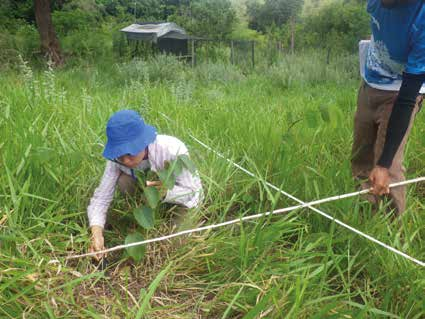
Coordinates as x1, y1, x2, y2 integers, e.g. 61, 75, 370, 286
120, 22, 189, 56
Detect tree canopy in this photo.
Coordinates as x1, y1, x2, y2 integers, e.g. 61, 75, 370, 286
247, 0, 304, 33
0, 0, 370, 66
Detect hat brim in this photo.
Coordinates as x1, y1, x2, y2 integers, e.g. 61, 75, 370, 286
102, 124, 156, 160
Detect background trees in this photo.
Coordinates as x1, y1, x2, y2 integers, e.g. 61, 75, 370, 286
0, 0, 369, 66
170, 0, 236, 39
246, 0, 303, 33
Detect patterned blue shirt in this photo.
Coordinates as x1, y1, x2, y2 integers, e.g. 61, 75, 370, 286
364, 0, 425, 88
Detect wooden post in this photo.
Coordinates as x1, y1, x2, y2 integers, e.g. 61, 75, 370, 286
326, 47, 331, 65
191, 39, 195, 67
290, 16, 295, 55
251, 41, 255, 68
119, 34, 123, 57
230, 40, 234, 64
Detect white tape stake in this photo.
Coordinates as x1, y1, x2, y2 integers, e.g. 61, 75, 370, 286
188, 134, 425, 267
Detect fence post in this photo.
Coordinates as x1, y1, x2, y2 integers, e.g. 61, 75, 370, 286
191, 39, 195, 67
230, 40, 234, 64
251, 41, 255, 68
290, 16, 295, 55
326, 47, 331, 65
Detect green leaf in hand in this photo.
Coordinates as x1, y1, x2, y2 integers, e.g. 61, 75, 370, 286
158, 169, 176, 190
133, 206, 155, 229
144, 186, 160, 208
177, 154, 196, 173
170, 158, 183, 176
135, 170, 146, 184
146, 170, 159, 181
125, 233, 146, 262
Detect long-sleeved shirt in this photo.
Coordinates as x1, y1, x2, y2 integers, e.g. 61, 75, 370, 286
363, 1, 425, 89
359, 40, 425, 94
87, 135, 203, 228
358, 1, 425, 167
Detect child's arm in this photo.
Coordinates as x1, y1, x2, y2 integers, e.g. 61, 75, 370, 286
87, 161, 121, 228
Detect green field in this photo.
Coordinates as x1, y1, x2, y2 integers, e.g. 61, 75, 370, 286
1, 53, 425, 318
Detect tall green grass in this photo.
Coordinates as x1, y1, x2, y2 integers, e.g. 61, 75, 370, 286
1, 52, 424, 318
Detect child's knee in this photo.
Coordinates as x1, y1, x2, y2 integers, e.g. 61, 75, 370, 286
118, 173, 137, 195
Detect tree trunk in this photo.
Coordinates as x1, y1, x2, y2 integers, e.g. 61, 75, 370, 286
34, 0, 63, 66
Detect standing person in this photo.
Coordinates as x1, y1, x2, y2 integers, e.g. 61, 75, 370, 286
88, 110, 203, 259
352, 0, 425, 214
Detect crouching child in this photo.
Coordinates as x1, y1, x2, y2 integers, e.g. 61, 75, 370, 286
87, 110, 203, 259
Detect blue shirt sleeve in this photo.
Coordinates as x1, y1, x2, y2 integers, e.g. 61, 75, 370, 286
406, 16, 425, 75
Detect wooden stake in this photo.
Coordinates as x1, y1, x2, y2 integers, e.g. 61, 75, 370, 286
191, 39, 195, 67
230, 40, 234, 64
251, 41, 255, 68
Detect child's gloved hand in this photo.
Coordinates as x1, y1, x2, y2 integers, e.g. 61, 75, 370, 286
89, 225, 106, 260
146, 180, 168, 198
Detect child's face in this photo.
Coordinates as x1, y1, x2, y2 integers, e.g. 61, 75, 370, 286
117, 149, 147, 168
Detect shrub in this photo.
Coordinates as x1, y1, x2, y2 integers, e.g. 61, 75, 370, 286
0, 22, 38, 69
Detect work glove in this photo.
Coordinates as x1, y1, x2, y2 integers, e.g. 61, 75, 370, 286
89, 225, 105, 261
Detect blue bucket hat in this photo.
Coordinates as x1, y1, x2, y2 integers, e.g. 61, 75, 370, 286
103, 110, 157, 160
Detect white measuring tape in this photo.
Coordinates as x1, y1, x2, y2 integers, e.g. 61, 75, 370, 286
62, 111, 425, 267
187, 135, 425, 267
66, 129, 425, 266
164, 111, 425, 267
66, 176, 425, 265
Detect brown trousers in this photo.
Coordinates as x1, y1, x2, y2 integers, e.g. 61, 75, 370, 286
351, 81, 422, 214
118, 172, 138, 195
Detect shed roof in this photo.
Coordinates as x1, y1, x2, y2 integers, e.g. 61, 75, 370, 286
120, 22, 189, 42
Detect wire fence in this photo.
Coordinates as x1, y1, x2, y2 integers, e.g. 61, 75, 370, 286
115, 33, 303, 68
